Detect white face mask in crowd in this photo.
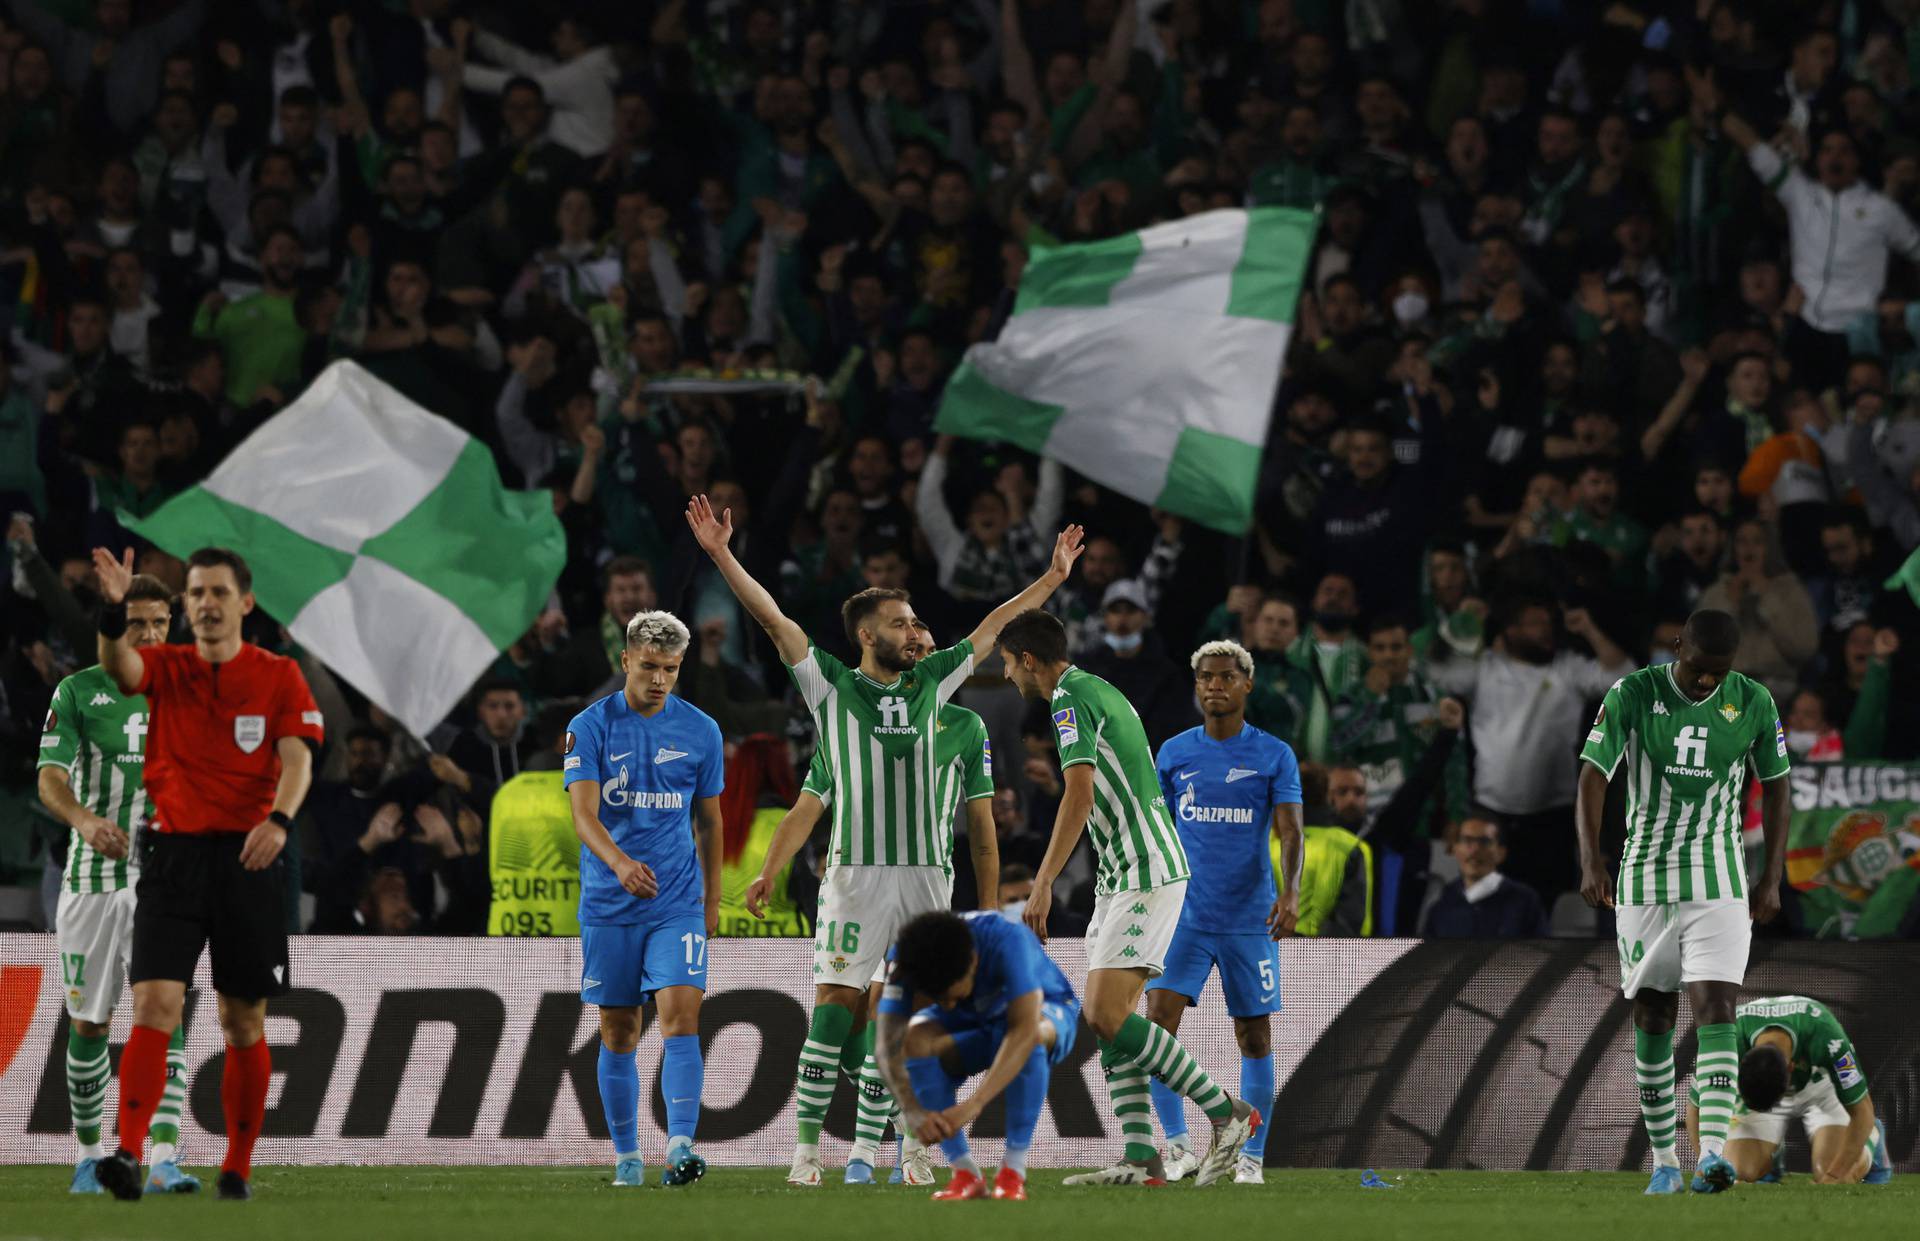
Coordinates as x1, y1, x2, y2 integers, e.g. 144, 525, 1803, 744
1392, 291, 1430, 325
1001, 899, 1028, 920
1786, 730, 1821, 756
1103, 630, 1144, 654
1650, 648, 1677, 666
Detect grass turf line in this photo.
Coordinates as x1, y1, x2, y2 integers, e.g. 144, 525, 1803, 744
0, 1166, 1909, 1241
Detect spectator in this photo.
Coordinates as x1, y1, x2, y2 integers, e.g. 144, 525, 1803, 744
1421, 816, 1550, 938
1697, 517, 1820, 701
304, 725, 419, 932
1076, 578, 1198, 749
1810, 508, 1885, 638
433, 678, 529, 813
1287, 573, 1366, 764
1246, 592, 1313, 741
1565, 457, 1648, 587
1411, 540, 1486, 665
997, 862, 1086, 938
1051, 533, 1127, 657
1292, 763, 1371, 937
1331, 616, 1446, 816
348, 868, 421, 935
192, 224, 307, 408
916, 435, 1063, 603
1310, 408, 1440, 616
1653, 506, 1728, 621
458, 14, 617, 160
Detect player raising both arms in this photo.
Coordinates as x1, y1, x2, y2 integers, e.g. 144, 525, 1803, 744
747, 619, 999, 1185
564, 612, 724, 1188
874, 910, 1081, 1201
37, 574, 198, 1196
1146, 641, 1303, 1185
687, 494, 1081, 1188
1684, 995, 1891, 1186
999, 610, 1260, 1187
1577, 609, 1791, 1195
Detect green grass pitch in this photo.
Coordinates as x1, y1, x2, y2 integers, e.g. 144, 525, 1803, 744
1, 1166, 1909, 1241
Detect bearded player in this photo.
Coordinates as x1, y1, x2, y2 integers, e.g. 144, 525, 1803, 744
688, 494, 1079, 1186
1577, 609, 1791, 1195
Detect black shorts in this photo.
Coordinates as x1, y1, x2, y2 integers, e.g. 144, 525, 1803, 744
130, 832, 290, 1001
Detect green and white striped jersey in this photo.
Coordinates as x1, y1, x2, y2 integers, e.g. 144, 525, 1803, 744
37, 666, 151, 894
1579, 664, 1789, 905
788, 642, 976, 867
1048, 665, 1189, 894
804, 703, 994, 874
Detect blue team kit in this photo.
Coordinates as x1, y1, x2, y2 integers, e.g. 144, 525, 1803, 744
881, 910, 1082, 1070
563, 692, 725, 1007
1149, 723, 1303, 1018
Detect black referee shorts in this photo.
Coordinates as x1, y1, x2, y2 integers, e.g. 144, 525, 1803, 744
130, 832, 291, 1001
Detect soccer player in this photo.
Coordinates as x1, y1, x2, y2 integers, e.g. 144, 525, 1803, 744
1146, 640, 1303, 1185
564, 611, 724, 1188
1684, 995, 1891, 1186
1576, 609, 1791, 1195
686, 494, 1080, 1187
998, 609, 1259, 1187
873, 909, 1081, 1201
746, 619, 999, 1185
88, 547, 324, 1202
37, 574, 199, 1195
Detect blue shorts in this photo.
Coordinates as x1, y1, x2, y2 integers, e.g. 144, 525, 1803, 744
912, 998, 1081, 1072
580, 917, 708, 1007
1145, 929, 1281, 1018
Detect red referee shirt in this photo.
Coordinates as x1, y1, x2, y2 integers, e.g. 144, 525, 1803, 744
137, 643, 325, 834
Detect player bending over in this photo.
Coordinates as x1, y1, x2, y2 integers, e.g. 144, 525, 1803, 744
1577, 609, 1791, 1195
873, 910, 1080, 1201
748, 619, 999, 1185
1000, 609, 1259, 1187
1146, 641, 1302, 1184
37, 574, 198, 1195
688, 494, 1080, 1187
1684, 995, 1892, 1186
565, 612, 725, 1187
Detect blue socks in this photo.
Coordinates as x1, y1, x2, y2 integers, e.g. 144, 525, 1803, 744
1150, 1075, 1190, 1148
1006, 1044, 1048, 1150
1241, 1053, 1275, 1160
906, 1055, 974, 1168
598, 1046, 639, 1160
662, 1035, 703, 1148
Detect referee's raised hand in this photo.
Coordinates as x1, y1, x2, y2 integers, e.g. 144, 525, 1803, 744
91, 546, 134, 603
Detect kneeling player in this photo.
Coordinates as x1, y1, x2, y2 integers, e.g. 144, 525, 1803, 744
565, 612, 725, 1188
874, 910, 1080, 1201
1684, 995, 1892, 1186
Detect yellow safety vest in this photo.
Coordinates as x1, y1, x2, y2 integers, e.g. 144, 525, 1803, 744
487, 770, 582, 936
1275, 824, 1372, 937
711, 806, 811, 937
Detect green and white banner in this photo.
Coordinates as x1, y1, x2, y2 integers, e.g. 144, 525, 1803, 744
1785, 760, 1920, 939
936, 207, 1317, 533
126, 361, 565, 737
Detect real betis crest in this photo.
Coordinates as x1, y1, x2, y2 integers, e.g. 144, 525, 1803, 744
1720, 704, 1740, 723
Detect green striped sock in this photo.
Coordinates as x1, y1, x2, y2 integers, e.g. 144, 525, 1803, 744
1634, 1026, 1678, 1168
1105, 1058, 1157, 1165
66, 1029, 111, 1157
794, 1004, 854, 1148
1693, 1023, 1740, 1159
1112, 1013, 1231, 1122
850, 1053, 894, 1162
150, 1025, 188, 1162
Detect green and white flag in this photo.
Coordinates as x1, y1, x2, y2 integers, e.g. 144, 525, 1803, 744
125, 361, 566, 737
935, 207, 1316, 533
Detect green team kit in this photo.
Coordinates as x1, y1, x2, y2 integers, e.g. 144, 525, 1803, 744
1690, 996, 1869, 1112
40, 667, 152, 894
1046, 665, 1190, 894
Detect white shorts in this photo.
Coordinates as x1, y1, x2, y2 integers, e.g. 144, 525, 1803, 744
56, 887, 136, 1024
1616, 900, 1751, 997
1727, 1075, 1852, 1147
869, 869, 960, 985
814, 865, 949, 988
1085, 881, 1187, 975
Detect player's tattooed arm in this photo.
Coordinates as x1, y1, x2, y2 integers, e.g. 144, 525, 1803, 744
874, 1008, 951, 1142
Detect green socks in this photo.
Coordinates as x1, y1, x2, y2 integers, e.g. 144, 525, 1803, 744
1109, 1013, 1231, 1122
1693, 1023, 1740, 1159
1634, 1026, 1678, 1168
794, 1003, 855, 1149
66, 1028, 111, 1158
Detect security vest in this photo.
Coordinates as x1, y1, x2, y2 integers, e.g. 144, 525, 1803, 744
1278, 824, 1372, 937
488, 770, 581, 936
712, 806, 810, 937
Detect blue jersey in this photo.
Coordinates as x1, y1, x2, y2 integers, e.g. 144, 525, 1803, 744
562, 691, 724, 927
1155, 722, 1301, 934
880, 910, 1075, 1022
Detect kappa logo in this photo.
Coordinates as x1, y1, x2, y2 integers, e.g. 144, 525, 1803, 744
1651, 702, 1669, 716
1129, 902, 1148, 916
1828, 1038, 1845, 1057
654, 747, 688, 765
1123, 925, 1144, 937
1120, 946, 1139, 959
89, 693, 113, 707
1225, 768, 1258, 783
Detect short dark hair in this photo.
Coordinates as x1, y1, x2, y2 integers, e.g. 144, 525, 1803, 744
124, 573, 172, 608
1684, 609, 1741, 658
858, 538, 908, 564
1365, 613, 1411, 639
997, 609, 1068, 666
891, 911, 976, 999
999, 862, 1035, 885
842, 586, 910, 649
1458, 813, 1505, 847
1738, 1044, 1791, 1114
187, 547, 252, 593
1576, 455, 1619, 481
1820, 507, 1870, 539
280, 84, 320, 111
346, 723, 389, 751
602, 555, 652, 587
473, 676, 523, 704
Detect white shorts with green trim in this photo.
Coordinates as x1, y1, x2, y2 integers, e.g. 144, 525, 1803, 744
56, 886, 136, 1024
1615, 899, 1750, 997
1085, 880, 1187, 975
1727, 1074, 1852, 1147
813, 864, 949, 988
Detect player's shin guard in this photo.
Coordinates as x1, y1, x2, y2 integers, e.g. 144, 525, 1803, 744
1634, 1026, 1679, 1168
66, 1028, 111, 1159
1693, 1023, 1740, 1159
114, 1024, 172, 1160
1002, 1044, 1048, 1176
1110, 1014, 1233, 1123
1240, 1053, 1276, 1161
661, 1036, 702, 1148
906, 1055, 977, 1173
220, 1040, 271, 1178
597, 1046, 641, 1160
795, 1003, 854, 1150
149, 1025, 189, 1167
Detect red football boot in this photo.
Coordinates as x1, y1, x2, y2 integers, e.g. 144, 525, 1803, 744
991, 1168, 1028, 1200
932, 1169, 988, 1200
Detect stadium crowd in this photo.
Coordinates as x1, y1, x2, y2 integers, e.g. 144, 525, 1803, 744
4, 0, 1920, 941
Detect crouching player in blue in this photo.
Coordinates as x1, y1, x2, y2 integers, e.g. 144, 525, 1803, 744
564, 612, 725, 1188
1147, 640, 1303, 1184
874, 910, 1080, 1201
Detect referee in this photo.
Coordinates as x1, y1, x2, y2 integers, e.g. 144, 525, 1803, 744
90, 546, 324, 1202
